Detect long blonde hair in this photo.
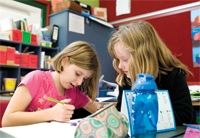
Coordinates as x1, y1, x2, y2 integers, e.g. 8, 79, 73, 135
108, 20, 191, 87
49, 41, 100, 101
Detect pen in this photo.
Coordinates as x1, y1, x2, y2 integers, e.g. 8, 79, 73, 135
183, 123, 200, 130
99, 75, 104, 83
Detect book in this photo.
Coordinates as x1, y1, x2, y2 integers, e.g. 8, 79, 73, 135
189, 85, 200, 101
15, 20, 22, 30
183, 124, 200, 138
43, 24, 59, 47
40, 51, 45, 68
23, 18, 29, 32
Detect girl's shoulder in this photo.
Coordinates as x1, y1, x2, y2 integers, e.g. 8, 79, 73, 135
23, 70, 50, 80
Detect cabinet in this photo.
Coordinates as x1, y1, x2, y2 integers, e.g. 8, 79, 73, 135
49, 9, 116, 82
0, 39, 59, 93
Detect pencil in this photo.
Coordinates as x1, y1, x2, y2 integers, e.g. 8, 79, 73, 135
45, 96, 69, 105
183, 123, 200, 130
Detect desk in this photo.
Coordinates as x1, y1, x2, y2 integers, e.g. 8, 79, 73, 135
0, 126, 186, 138
157, 126, 186, 138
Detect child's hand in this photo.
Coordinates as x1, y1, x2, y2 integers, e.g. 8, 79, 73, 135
51, 99, 75, 122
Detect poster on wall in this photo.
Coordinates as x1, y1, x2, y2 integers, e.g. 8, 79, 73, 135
191, 8, 200, 67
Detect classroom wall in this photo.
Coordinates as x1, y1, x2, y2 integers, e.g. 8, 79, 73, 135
99, 0, 199, 22
100, 0, 200, 82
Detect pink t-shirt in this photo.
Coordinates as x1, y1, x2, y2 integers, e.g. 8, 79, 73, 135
19, 70, 90, 112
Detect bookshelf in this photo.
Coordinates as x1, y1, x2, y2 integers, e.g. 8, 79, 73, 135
0, 39, 59, 94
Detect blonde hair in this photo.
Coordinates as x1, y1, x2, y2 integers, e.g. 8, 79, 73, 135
108, 20, 192, 87
49, 41, 100, 101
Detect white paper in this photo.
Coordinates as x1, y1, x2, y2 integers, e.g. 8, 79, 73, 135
89, 16, 113, 28
101, 80, 118, 88
116, 0, 131, 16
188, 85, 200, 93
69, 12, 84, 34
96, 97, 118, 103
0, 121, 77, 138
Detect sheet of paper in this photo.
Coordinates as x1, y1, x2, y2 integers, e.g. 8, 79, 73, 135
116, 0, 131, 16
69, 12, 84, 34
188, 85, 200, 93
89, 16, 113, 28
96, 97, 114, 102
101, 80, 118, 88
96, 97, 117, 102
0, 122, 77, 138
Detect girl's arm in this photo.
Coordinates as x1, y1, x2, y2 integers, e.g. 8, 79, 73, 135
2, 85, 75, 127
83, 99, 102, 113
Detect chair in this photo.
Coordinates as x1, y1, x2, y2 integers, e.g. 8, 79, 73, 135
0, 100, 9, 127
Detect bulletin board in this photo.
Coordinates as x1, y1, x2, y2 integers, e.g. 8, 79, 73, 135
114, 4, 200, 82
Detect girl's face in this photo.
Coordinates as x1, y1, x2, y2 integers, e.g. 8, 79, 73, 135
114, 41, 131, 78
60, 57, 93, 89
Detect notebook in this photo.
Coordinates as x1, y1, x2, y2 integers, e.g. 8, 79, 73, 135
121, 90, 176, 137
183, 124, 200, 138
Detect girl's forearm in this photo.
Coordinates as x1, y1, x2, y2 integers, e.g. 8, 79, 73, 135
2, 108, 53, 127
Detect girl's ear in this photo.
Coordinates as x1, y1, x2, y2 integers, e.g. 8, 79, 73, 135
61, 56, 69, 66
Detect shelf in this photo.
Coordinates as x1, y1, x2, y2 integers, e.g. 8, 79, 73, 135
0, 65, 19, 68
0, 39, 59, 93
0, 90, 14, 94
20, 67, 38, 70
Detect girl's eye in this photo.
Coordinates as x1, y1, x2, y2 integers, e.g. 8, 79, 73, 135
76, 72, 80, 76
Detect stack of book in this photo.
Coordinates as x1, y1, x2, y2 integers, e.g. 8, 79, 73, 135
189, 85, 200, 101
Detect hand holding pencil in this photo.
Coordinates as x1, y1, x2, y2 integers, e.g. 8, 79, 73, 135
43, 95, 75, 122
51, 99, 75, 122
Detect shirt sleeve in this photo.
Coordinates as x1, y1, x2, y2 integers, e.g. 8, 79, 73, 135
18, 70, 42, 99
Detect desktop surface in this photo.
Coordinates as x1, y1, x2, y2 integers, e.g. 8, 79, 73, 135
0, 126, 186, 138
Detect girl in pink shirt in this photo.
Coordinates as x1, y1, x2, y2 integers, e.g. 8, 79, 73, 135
2, 41, 102, 127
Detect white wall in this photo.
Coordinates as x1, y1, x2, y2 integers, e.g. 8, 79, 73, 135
0, 0, 41, 32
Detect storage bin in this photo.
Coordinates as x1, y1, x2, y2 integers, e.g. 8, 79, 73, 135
56, 1, 82, 13
5, 29, 22, 42
3, 78, 17, 91
98, 89, 114, 97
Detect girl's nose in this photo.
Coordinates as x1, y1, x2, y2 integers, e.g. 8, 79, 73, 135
118, 61, 123, 69
76, 77, 84, 86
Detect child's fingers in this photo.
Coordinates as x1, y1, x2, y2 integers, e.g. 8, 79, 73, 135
61, 99, 71, 104
60, 99, 75, 110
